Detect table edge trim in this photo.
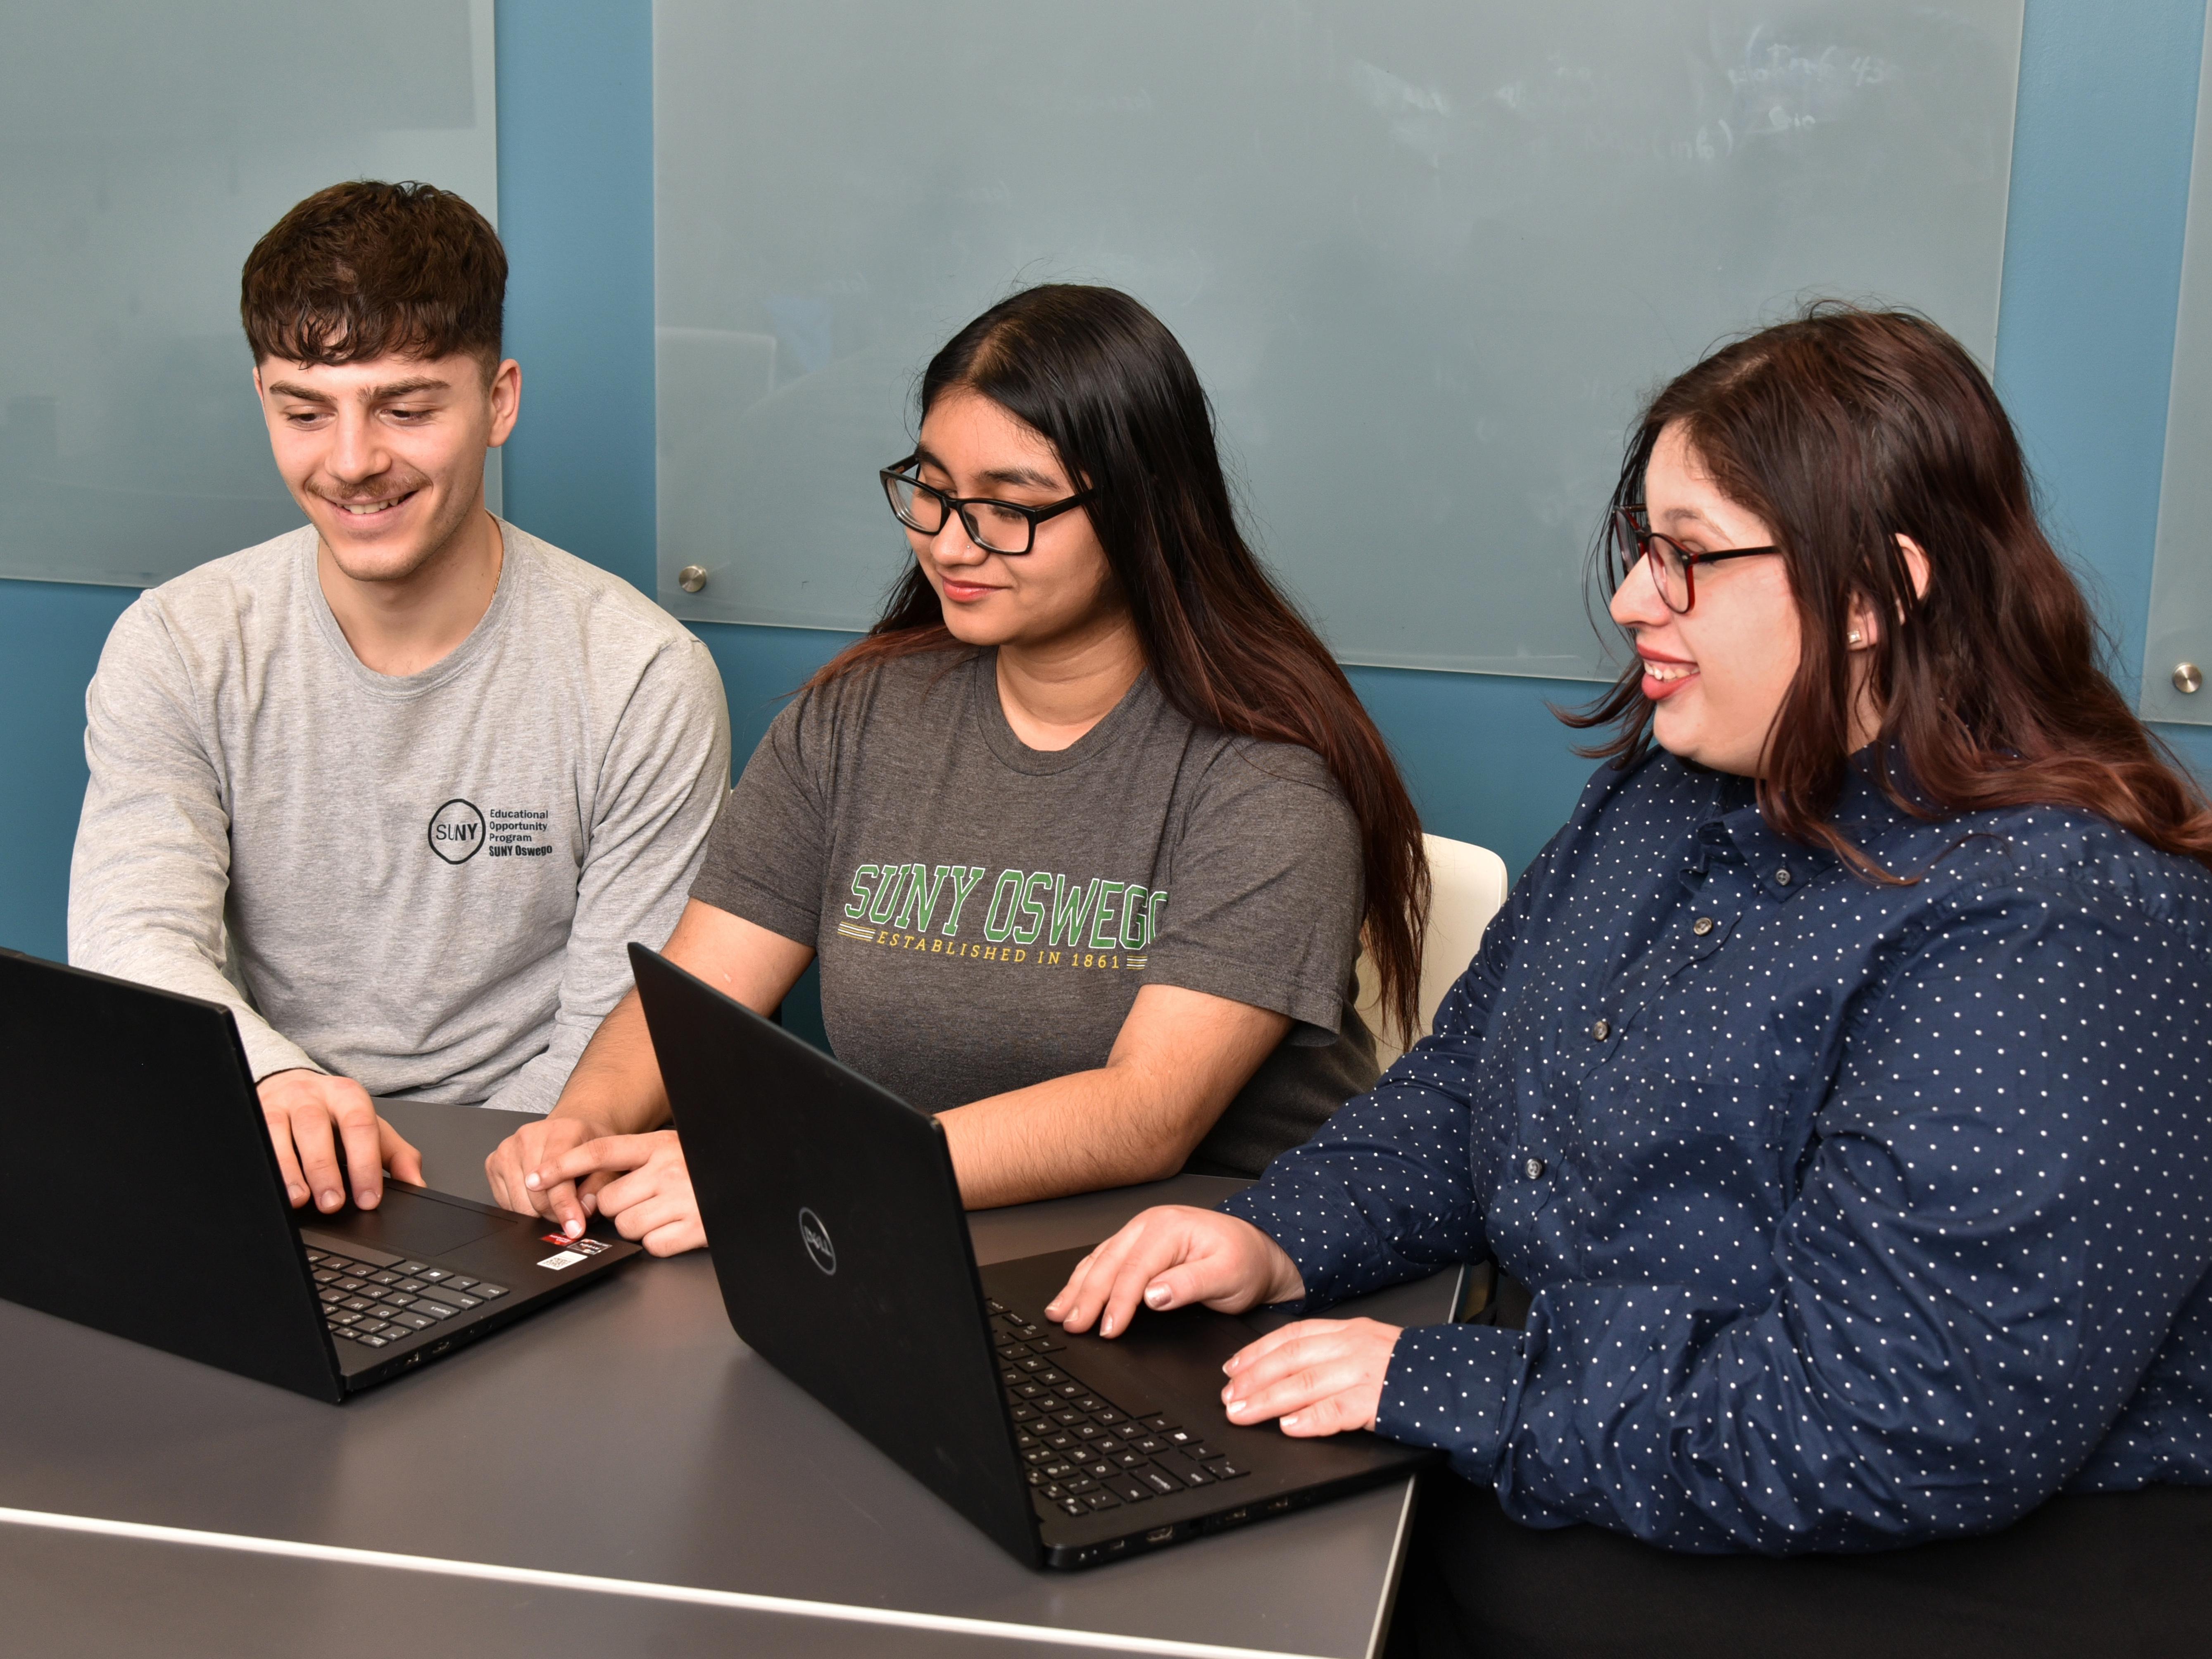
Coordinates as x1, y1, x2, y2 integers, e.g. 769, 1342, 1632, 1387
0, 1505, 1334, 1658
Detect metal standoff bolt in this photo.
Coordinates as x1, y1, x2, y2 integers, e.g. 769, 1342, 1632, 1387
2175, 662, 2203, 694
678, 565, 709, 594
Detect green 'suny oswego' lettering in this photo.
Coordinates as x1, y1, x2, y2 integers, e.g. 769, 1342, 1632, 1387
844, 863, 1165, 956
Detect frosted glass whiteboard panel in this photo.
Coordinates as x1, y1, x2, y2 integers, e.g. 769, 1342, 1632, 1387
656, 0, 2019, 677
0, 0, 497, 591
2143, 18, 2212, 725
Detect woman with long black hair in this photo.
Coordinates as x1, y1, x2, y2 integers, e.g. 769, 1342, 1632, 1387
1050, 306, 2212, 1652
484, 284, 1427, 1250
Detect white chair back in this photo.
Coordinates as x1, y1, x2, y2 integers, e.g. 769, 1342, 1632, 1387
1354, 833, 1511, 1067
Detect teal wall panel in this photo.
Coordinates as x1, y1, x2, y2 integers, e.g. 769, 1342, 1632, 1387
0, 581, 137, 957
494, 0, 657, 597
1994, 0, 2207, 689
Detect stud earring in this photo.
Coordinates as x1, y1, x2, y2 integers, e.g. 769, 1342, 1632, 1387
1848, 630, 1864, 645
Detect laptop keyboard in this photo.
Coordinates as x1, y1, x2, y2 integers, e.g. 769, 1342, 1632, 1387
306, 1244, 509, 1350
989, 1298, 1249, 1521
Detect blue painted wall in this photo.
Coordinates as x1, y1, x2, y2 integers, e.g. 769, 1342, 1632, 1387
5, 0, 2211, 976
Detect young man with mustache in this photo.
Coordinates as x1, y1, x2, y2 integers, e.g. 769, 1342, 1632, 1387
68, 181, 728, 1217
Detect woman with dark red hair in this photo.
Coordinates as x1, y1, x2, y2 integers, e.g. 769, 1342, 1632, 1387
1052, 306, 2212, 1652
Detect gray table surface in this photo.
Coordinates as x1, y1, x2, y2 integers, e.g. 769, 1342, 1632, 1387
0, 1100, 1463, 1658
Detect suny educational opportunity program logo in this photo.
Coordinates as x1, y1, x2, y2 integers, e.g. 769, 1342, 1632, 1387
427, 799, 486, 864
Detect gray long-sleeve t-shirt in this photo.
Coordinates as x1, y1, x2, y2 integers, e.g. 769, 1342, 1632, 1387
68, 521, 730, 1114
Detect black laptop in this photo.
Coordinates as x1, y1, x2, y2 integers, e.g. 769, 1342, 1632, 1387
0, 949, 641, 1402
630, 942, 1432, 1570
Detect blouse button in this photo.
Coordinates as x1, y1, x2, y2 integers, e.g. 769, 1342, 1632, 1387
1524, 1157, 1546, 1180
1692, 916, 1715, 936
1590, 1018, 1610, 1041
1774, 866, 1794, 887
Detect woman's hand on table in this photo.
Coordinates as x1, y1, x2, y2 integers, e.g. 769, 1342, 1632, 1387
525, 1128, 706, 1257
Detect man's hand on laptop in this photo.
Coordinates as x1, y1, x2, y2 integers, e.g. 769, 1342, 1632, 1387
257, 1068, 423, 1212
521, 1129, 705, 1257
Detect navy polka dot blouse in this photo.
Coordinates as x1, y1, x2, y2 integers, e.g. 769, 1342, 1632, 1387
1223, 751, 2212, 1553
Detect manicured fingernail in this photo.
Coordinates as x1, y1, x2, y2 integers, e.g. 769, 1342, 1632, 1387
357, 1190, 375, 1208
321, 1189, 341, 1209
1101, 1314, 1117, 1336
1044, 1302, 1063, 1318
1227, 1398, 1251, 1417
1223, 1356, 1239, 1374
1144, 1284, 1170, 1308
525, 1172, 541, 1190
582, 1193, 597, 1215
565, 1218, 582, 1237
1281, 1414, 1301, 1429
288, 1184, 307, 1204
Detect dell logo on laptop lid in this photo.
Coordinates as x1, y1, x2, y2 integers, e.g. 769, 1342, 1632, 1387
798, 1207, 837, 1275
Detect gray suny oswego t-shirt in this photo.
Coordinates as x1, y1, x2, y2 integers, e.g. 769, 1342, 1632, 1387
691, 648, 1378, 1175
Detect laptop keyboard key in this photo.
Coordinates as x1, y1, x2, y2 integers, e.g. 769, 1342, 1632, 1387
1106, 1476, 1150, 1502
357, 1333, 390, 1348
1179, 1464, 1215, 1488
391, 1312, 436, 1331
1212, 1461, 1249, 1480
1084, 1491, 1122, 1510
472, 1284, 509, 1299
1137, 1468, 1180, 1495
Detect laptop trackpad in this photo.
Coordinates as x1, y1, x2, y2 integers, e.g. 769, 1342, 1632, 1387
301, 1186, 511, 1262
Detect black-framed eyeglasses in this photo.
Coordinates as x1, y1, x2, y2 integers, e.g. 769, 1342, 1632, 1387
1611, 505, 1780, 614
879, 456, 1093, 556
